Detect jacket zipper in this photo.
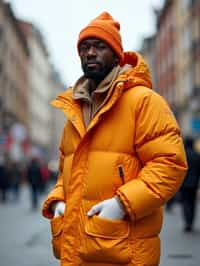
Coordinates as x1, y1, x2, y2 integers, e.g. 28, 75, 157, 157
118, 165, 125, 184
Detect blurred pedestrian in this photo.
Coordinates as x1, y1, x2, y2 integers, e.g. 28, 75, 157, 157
180, 136, 200, 232
0, 155, 9, 202
42, 12, 187, 265
26, 157, 42, 209
10, 161, 22, 202
40, 161, 50, 193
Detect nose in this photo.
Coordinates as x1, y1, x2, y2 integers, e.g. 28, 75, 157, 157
87, 46, 97, 57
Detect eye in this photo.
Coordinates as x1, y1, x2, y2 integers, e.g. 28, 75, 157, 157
96, 42, 107, 49
79, 44, 88, 53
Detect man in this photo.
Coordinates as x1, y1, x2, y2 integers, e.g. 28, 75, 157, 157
42, 12, 187, 266
180, 137, 200, 232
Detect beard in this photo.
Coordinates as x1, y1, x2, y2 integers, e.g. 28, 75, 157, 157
81, 62, 115, 81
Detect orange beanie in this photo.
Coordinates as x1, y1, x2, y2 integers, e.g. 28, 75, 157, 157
77, 12, 124, 63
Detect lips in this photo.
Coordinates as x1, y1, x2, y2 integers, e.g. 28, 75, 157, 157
86, 61, 100, 67
87, 63, 98, 67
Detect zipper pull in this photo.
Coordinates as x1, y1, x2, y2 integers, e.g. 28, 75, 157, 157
118, 165, 125, 184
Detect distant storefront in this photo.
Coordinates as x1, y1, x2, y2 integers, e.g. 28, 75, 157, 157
190, 116, 200, 136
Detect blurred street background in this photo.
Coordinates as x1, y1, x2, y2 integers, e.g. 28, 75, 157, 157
1, 0, 200, 265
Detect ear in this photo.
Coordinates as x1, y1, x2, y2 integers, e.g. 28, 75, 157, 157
114, 56, 120, 66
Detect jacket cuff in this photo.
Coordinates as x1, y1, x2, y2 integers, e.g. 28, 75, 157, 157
42, 196, 64, 219
116, 190, 136, 221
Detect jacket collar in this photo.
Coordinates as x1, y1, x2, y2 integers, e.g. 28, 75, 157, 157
51, 52, 152, 137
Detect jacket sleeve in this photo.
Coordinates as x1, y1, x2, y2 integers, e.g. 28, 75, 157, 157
42, 126, 66, 219
117, 90, 188, 221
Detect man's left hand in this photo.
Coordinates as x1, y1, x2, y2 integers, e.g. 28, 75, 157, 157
87, 196, 126, 220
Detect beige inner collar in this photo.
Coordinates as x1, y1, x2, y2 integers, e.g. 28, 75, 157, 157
71, 64, 131, 128
72, 65, 121, 102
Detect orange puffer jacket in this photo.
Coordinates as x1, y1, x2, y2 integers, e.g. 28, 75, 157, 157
42, 52, 187, 266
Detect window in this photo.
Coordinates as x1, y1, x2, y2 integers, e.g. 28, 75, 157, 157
182, 24, 192, 52
184, 70, 193, 97
0, 26, 3, 39
193, 17, 200, 40
181, 0, 192, 9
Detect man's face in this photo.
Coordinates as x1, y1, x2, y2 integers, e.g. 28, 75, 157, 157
79, 38, 119, 81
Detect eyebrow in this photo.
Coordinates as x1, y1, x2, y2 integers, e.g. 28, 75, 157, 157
81, 39, 105, 45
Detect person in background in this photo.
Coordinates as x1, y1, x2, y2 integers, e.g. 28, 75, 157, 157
0, 155, 8, 203
10, 161, 23, 202
180, 136, 200, 232
26, 157, 42, 209
42, 12, 187, 266
40, 161, 50, 193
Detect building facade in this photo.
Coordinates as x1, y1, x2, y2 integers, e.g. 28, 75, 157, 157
155, 0, 177, 109
139, 35, 157, 89
49, 67, 66, 161
189, 0, 200, 136
141, 0, 200, 136
0, 1, 67, 161
19, 21, 53, 160
0, 2, 29, 133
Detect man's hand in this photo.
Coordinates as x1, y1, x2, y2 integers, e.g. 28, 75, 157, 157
87, 196, 126, 220
52, 201, 65, 217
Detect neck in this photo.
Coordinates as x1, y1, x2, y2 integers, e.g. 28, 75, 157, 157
88, 78, 101, 94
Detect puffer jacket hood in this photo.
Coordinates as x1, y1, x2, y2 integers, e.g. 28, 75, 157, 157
119, 51, 152, 89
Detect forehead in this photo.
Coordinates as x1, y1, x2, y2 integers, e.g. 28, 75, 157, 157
80, 38, 108, 46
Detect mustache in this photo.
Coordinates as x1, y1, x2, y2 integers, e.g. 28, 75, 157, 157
84, 60, 101, 65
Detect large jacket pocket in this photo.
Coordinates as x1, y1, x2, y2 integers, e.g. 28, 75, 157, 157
79, 215, 131, 264
50, 216, 64, 259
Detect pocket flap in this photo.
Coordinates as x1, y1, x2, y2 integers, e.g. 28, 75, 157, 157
85, 215, 130, 239
50, 216, 64, 237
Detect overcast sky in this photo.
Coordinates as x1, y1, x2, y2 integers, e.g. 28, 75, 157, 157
8, 0, 164, 86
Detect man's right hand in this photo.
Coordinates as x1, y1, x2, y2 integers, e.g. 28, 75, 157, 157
52, 201, 65, 217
